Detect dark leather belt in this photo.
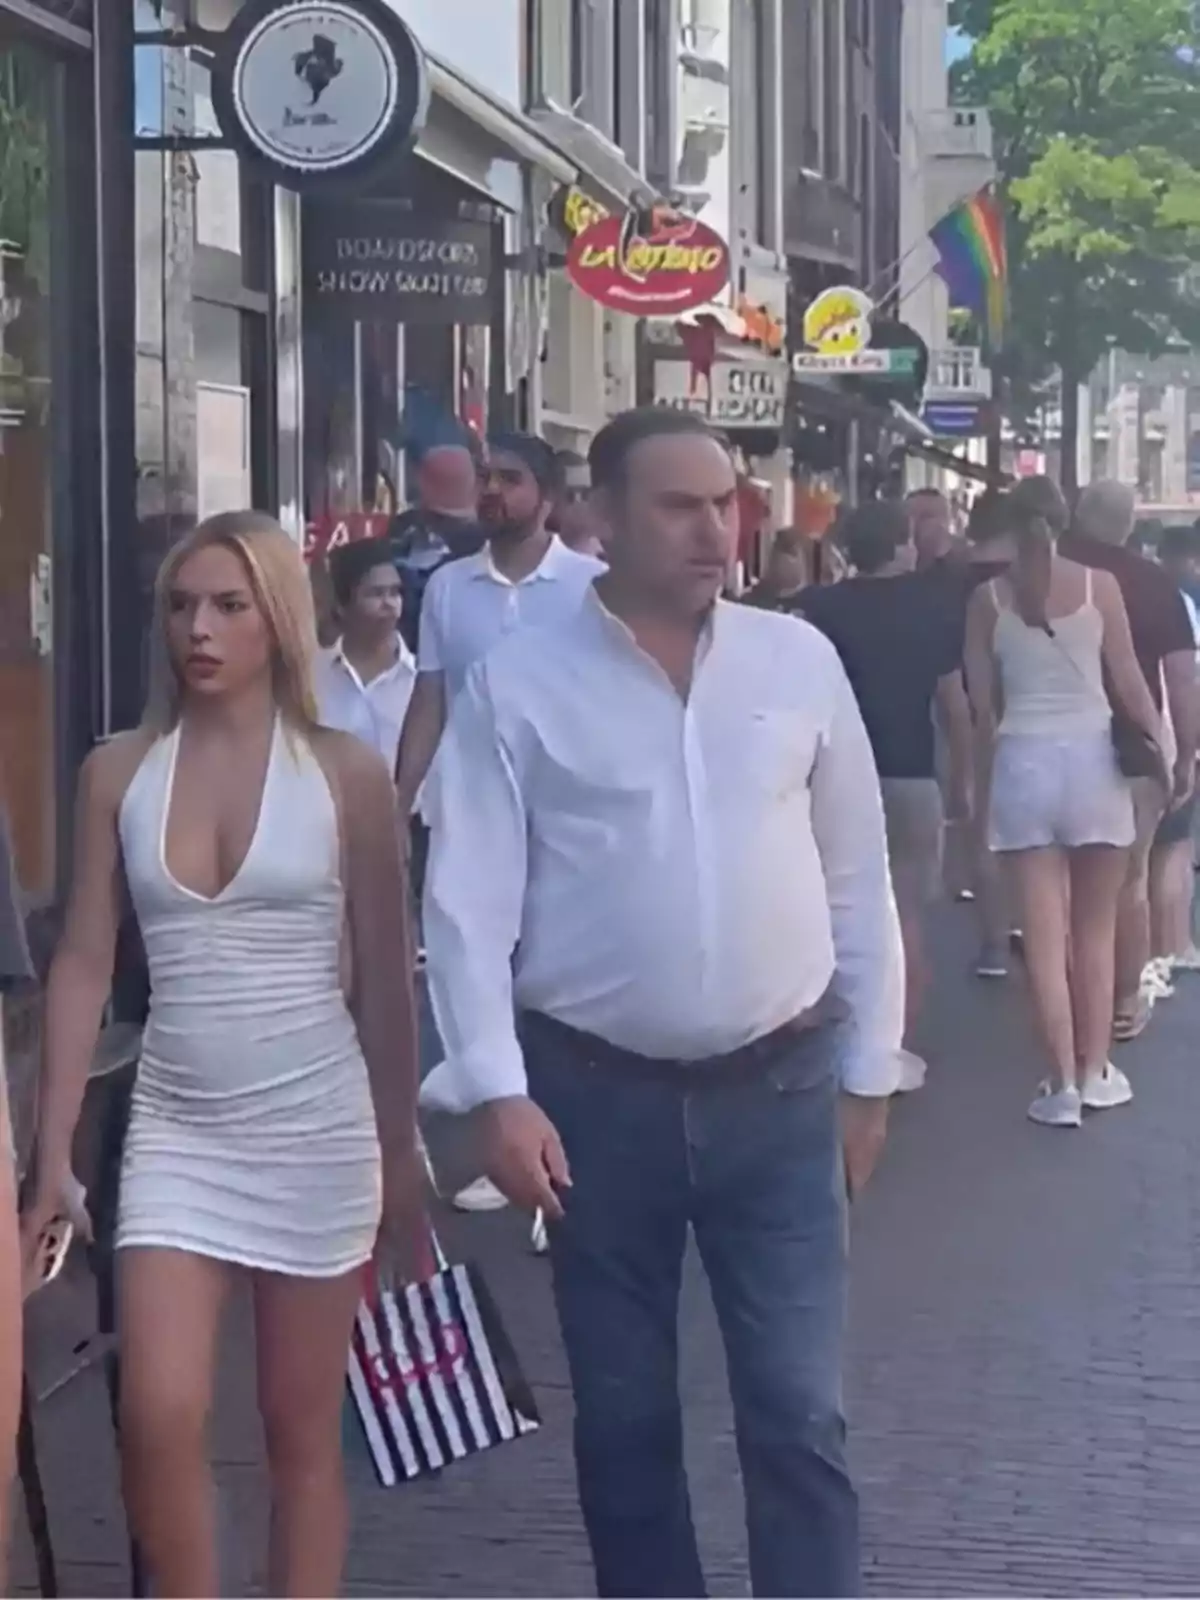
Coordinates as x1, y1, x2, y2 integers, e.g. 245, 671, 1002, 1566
519, 984, 847, 1086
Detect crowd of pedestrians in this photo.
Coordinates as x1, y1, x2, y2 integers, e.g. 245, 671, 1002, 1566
3, 404, 1199, 1598
792, 474, 1200, 1130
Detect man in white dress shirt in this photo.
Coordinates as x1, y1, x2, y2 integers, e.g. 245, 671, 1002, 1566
423, 408, 903, 1598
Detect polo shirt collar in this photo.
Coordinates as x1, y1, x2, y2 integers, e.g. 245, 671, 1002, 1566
469, 534, 573, 586
330, 634, 415, 682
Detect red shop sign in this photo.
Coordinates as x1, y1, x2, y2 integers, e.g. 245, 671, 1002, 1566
304, 510, 391, 563
566, 207, 730, 318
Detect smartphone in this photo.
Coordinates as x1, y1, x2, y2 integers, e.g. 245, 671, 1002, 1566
31, 1216, 73, 1291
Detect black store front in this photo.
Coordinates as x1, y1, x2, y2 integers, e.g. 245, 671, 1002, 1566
300, 161, 506, 561
126, 0, 519, 598
0, 0, 106, 927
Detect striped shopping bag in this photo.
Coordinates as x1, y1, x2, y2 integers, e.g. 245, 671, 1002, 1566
346, 1249, 541, 1485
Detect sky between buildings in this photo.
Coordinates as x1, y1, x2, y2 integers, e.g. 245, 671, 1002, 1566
946, 27, 970, 62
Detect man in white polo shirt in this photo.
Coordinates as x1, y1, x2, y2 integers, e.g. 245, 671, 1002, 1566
394, 433, 603, 816
397, 433, 603, 1213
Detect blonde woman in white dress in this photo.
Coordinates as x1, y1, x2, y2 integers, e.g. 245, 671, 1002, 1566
20, 513, 422, 1597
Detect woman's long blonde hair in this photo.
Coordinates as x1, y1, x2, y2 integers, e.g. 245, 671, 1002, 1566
142, 511, 321, 735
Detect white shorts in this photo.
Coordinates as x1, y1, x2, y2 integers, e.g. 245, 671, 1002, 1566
989, 731, 1135, 853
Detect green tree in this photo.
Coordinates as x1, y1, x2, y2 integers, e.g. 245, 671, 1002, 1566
949, 0, 1200, 494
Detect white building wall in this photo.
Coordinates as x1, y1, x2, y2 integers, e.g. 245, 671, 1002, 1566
1164, 384, 1190, 503
537, 0, 652, 448
678, 0, 733, 302
898, 0, 950, 363
1111, 383, 1141, 487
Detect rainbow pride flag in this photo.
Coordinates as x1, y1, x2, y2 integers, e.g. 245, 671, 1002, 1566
929, 186, 1008, 349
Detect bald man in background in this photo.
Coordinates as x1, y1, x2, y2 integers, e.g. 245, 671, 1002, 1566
388, 440, 487, 654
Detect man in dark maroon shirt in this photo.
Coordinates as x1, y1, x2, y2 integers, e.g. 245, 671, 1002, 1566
1061, 481, 1200, 1035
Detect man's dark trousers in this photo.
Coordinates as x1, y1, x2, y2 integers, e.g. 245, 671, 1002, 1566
523, 1012, 859, 1599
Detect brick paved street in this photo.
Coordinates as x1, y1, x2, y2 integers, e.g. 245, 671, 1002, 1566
13, 901, 1200, 1595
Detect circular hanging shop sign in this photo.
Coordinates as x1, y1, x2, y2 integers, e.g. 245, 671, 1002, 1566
211, 0, 429, 187
566, 207, 731, 318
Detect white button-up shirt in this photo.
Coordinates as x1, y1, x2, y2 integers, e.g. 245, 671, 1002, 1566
416, 535, 604, 697
422, 594, 904, 1109
315, 637, 417, 773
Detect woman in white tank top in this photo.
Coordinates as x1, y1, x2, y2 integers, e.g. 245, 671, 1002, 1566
19, 513, 422, 1595
964, 477, 1164, 1129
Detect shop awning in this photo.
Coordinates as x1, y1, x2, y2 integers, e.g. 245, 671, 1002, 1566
528, 100, 660, 211
421, 58, 577, 196
791, 378, 1009, 486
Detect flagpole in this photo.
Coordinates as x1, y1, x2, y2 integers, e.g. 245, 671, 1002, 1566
862, 188, 993, 307
862, 234, 937, 307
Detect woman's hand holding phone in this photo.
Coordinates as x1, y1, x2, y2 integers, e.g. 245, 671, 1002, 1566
19, 1167, 91, 1299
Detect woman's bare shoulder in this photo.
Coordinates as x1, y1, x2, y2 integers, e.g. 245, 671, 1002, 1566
79, 730, 157, 809
1066, 561, 1121, 607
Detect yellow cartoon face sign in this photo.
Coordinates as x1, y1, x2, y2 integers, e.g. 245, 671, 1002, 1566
802, 286, 874, 357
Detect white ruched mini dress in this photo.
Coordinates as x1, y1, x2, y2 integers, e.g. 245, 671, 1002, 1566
116, 720, 382, 1276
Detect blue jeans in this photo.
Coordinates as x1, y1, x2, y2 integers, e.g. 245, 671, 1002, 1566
523, 1015, 858, 1599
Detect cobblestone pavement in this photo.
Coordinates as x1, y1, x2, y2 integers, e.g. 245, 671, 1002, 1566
13, 904, 1200, 1595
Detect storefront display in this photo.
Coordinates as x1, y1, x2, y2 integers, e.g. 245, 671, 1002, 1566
0, 32, 73, 901
300, 170, 506, 547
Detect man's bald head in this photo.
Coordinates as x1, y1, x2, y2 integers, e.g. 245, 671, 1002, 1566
906, 487, 954, 566
414, 443, 480, 518
1075, 480, 1136, 546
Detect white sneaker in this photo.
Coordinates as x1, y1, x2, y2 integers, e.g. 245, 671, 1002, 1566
1027, 1083, 1083, 1128
1081, 1062, 1134, 1112
451, 1178, 510, 1213
895, 1049, 927, 1093
1143, 961, 1175, 1001
1113, 992, 1154, 1043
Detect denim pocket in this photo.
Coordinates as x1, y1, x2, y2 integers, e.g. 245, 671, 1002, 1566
764, 1020, 843, 1095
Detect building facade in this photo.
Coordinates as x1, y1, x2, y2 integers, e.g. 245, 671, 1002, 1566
640, 0, 791, 540
780, 0, 908, 498
526, 0, 664, 453
127, 0, 580, 663
896, 0, 994, 484
0, 0, 113, 1147
0, 0, 104, 918
2, 0, 999, 1137
2, 0, 966, 913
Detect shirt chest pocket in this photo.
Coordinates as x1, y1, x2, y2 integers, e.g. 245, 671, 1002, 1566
734, 711, 818, 803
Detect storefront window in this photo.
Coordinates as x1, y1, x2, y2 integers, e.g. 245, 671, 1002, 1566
132, 0, 276, 701
299, 168, 503, 551
0, 38, 58, 900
